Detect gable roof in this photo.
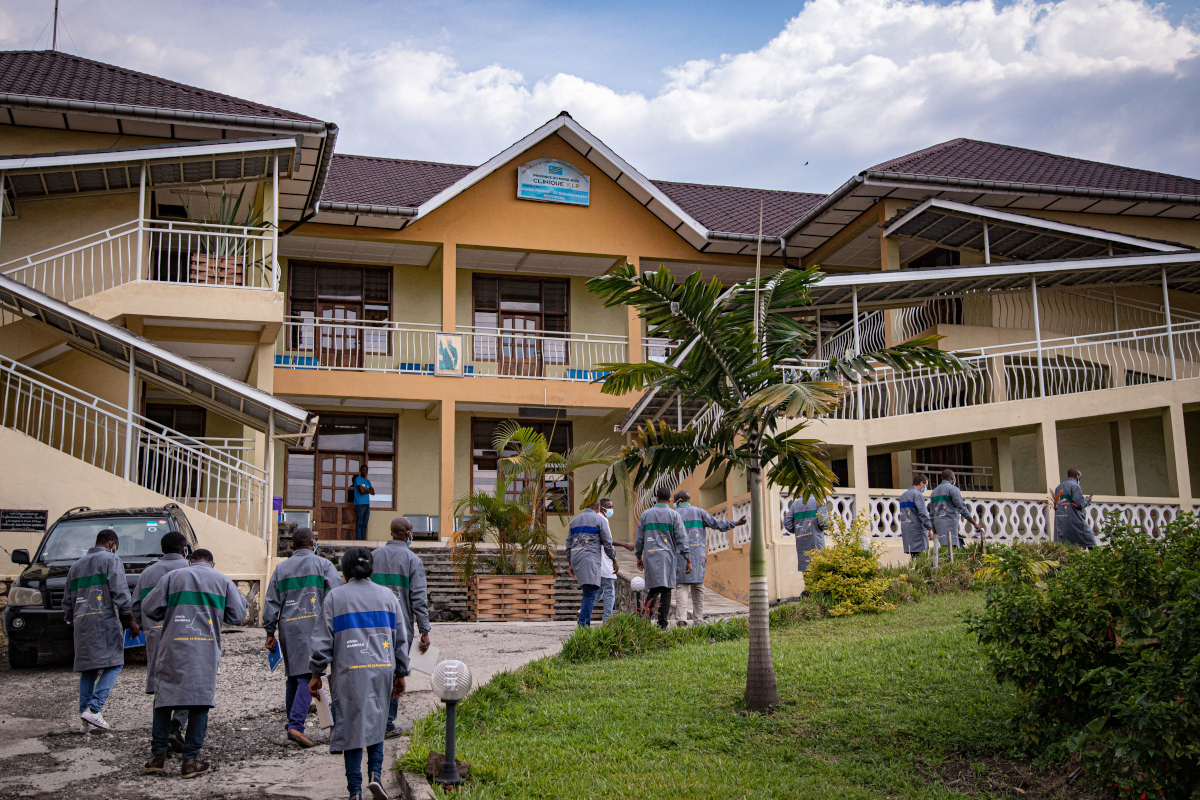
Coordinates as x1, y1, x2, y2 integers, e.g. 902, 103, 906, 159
650, 180, 824, 238
321, 154, 475, 210
0, 50, 318, 124
870, 138, 1200, 197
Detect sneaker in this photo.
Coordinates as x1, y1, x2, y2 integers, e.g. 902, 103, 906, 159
143, 753, 166, 774
76, 723, 91, 734
180, 758, 211, 779
80, 709, 111, 731
367, 773, 389, 800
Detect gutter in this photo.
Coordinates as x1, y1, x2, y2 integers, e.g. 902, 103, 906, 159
315, 200, 418, 218
707, 231, 787, 249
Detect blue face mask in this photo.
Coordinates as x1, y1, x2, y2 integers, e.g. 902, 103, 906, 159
604, 508, 614, 518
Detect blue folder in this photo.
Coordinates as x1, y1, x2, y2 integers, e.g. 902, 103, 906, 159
269, 642, 283, 671
123, 629, 146, 649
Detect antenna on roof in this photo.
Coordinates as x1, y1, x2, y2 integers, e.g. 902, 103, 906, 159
52, 0, 59, 51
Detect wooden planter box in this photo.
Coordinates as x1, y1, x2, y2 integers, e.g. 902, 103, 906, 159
468, 574, 555, 622
190, 254, 245, 286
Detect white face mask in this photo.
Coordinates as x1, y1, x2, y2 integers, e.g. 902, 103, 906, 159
604, 508, 614, 518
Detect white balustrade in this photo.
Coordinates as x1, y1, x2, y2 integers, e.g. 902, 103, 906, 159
457, 326, 628, 381
820, 310, 885, 358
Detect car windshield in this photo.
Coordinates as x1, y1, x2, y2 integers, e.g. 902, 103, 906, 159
39, 517, 173, 562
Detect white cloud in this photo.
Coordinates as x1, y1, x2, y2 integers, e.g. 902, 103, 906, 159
2, 0, 1197, 189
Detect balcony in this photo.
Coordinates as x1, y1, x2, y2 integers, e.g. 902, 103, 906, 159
274, 316, 629, 382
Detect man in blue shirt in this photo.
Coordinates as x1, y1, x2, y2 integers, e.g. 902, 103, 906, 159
352, 464, 374, 541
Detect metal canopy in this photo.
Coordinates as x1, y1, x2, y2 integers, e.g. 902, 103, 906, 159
0, 137, 298, 200
808, 251, 1200, 312
882, 198, 1186, 262
0, 274, 312, 436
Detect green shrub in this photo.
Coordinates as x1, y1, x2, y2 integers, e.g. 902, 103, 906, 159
967, 516, 1200, 799
805, 512, 895, 616
559, 613, 749, 663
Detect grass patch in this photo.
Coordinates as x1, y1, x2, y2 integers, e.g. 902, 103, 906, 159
403, 593, 1075, 799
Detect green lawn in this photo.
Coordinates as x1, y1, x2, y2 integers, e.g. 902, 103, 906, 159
407, 593, 1028, 800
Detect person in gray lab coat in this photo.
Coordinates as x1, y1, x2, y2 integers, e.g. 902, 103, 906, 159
672, 491, 743, 627
371, 517, 431, 736
310, 547, 408, 800
930, 468, 982, 549
263, 527, 342, 747
63, 528, 138, 732
566, 501, 618, 627
141, 549, 247, 779
635, 486, 690, 629
897, 477, 935, 563
131, 531, 191, 750
783, 493, 829, 572
1052, 468, 1096, 547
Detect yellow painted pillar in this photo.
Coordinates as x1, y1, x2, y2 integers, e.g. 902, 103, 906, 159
441, 243, 457, 334
1162, 404, 1193, 510
1116, 418, 1138, 497
439, 399, 456, 540
995, 433, 1015, 493
627, 255, 642, 363
1036, 420, 1060, 492
849, 441, 870, 525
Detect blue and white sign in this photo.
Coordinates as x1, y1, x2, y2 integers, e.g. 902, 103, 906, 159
517, 159, 590, 206
435, 333, 465, 377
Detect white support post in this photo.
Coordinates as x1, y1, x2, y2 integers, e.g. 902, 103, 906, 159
1113, 287, 1120, 332
136, 162, 146, 282
1163, 266, 1176, 380
264, 411, 276, 542
0, 171, 6, 258
123, 347, 136, 481
271, 156, 280, 290
852, 287, 863, 420
983, 223, 991, 264
1031, 277, 1044, 398
815, 309, 822, 356
677, 393, 683, 430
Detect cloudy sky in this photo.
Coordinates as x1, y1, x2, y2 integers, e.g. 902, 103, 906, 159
2, 0, 1198, 193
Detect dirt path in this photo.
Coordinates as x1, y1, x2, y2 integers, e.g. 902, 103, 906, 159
0, 621, 576, 800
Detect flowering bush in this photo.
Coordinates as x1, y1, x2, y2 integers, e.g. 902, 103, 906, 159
967, 517, 1200, 799
804, 512, 895, 616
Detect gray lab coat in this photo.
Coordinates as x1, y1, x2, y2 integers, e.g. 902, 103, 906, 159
635, 504, 688, 590
784, 496, 828, 571
897, 487, 933, 554
62, 546, 131, 673
930, 481, 973, 546
308, 578, 408, 753
1053, 479, 1096, 547
674, 503, 735, 585
263, 549, 343, 677
566, 509, 617, 588
132, 552, 189, 692
371, 540, 431, 651
142, 562, 248, 709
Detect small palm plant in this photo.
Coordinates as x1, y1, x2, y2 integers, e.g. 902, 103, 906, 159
450, 421, 617, 585
973, 546, 1059, 588
187, 184, 269, 285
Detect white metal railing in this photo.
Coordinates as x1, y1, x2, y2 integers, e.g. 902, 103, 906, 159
0, 355, 269, 539
0, 217, 278, 304
890, 305, 933, 345
643, 337, 679, 363
458, 326, 628, 381
911, 463, 994, 492
634, 469, 686, 516
777, 491, 856, 533
783, 321, 1200, 421
819, 310, 885, 359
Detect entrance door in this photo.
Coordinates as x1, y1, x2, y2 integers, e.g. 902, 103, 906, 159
500, 315, 542, 376
316, 453, 361, 540
319, 304, 361, 368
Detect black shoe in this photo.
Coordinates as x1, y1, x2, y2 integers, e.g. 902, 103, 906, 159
367, 773, 389, 800
168, 721, 184, 754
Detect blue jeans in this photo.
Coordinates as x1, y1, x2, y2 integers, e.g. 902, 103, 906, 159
78, 665, 123, 714
354, 505, 370, 540
344, 741, 385, 794
152, 706, 209, 759
600, 578, 616, 621
387, 696, 399, 732
578, 584, 601, 626
285, 673, 312, 731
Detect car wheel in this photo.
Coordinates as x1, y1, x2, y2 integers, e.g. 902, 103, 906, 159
7, 643, 38, 669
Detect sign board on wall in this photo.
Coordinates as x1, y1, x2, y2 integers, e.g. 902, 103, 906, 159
0, 509, 48, 532
517, 159, 590, 206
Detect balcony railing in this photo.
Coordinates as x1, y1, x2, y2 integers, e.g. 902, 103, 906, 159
0, 217, 278, 304
911, 463, 994, 492
0, 355, 269, 539
274, 317, 628, 382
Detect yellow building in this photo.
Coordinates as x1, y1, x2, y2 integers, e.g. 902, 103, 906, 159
2, 51, 1199, 607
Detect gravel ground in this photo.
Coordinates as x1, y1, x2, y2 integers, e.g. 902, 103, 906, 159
0, 621, 576, 800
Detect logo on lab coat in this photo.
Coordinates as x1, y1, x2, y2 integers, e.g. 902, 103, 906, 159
284, 588, 322, 620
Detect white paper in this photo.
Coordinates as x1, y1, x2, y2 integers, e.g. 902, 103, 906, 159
315, 687, 334, 729
407, 639, 440, 675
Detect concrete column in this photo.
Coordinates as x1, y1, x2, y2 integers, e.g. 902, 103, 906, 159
849, 441, 870, 522
441, 244, 457, 334
249, 341, 275, 472
1116, 418, 1138, 497
1036, 420, 1060, 493
1162, 404, 1193, 510
995, 433, 1015, 493
627, 255, 642, 363
439, 399, 456, 540
897, 449, 913, 488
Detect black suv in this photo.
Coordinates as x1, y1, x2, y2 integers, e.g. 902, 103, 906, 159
5, 505, 198, 668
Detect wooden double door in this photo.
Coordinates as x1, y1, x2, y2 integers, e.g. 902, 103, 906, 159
499, 314, 542, 376
316, 452, 362, 540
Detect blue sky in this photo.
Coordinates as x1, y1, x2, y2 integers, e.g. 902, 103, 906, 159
4, 0, 1200, 193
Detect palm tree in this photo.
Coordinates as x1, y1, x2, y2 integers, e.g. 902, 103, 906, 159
585, 263, 965, 712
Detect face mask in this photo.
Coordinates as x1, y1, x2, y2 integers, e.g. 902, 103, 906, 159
604, 508, 614, 518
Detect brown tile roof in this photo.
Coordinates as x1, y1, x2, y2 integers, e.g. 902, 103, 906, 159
870, 138, 1200, 196
323, 154, 475, 208
650, 180, 825, 237
0, 50, 319, 123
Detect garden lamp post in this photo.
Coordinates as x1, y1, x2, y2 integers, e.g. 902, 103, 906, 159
430, 659, 473, 787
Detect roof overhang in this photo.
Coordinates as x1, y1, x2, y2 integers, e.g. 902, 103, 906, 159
0, 273, 313, 437
805, 250, 1200, 312
0, 137, 300, 200
882, 198, 1186, 261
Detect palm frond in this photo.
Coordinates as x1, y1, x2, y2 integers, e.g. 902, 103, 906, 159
741, 380, 844, 418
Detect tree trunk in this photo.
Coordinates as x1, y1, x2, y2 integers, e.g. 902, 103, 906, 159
743, 461, 780, 712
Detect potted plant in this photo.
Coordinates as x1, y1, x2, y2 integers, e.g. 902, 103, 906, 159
451, 421, 615, 621
187, 185, 267, 286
